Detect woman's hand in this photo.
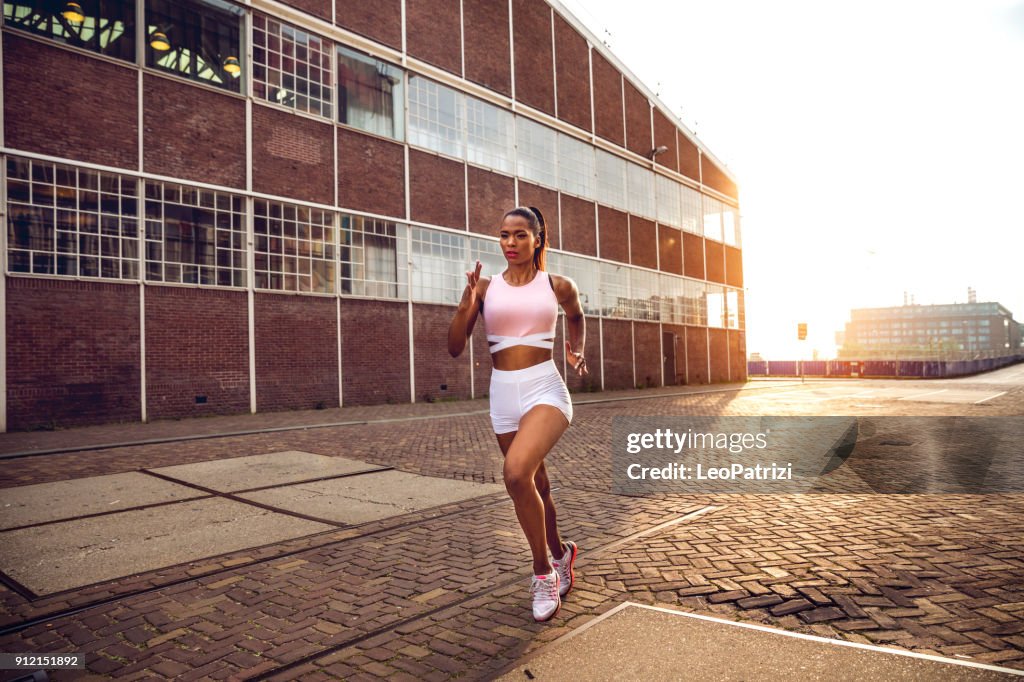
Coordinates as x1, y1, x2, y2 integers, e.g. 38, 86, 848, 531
459, 260, 482, 311
566, 342, 588, 376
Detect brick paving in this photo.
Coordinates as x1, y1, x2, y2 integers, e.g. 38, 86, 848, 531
1, 372, 1023, 680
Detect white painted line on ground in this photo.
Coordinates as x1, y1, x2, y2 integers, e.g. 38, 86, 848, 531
628, 603, 1024, 676
974, 391, 1007, 404
897, 389, 948, 401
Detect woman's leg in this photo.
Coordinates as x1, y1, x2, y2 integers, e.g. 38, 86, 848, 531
496, 437, 565, 561
499, 405, 569, 575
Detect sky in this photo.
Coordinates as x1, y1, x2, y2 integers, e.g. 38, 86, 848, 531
557, 0, 1024, 358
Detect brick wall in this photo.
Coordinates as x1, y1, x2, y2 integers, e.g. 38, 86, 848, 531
252, 104, 334, 205
413, 304, 472, 402
591, 51, 624, 146
679, 131, 700, 183
559, 194, 597, 257
4, 34, 137, 170
410, 150, 466, 229
683, 232, 705, 280
512, 0, 555, 115
598, 205, 629, 263
633, 321, 662, 389
143, 74, 246, 189
705, 239, 725, 284
729, 330, 747, 382
702, 157, 739, 199
335, 0, 402, 50
340, 299, 410, 405
406, 0, 462, 75
467, 167, 516, 236
337, 127, 406, 219
278, 0, 331, 21
255, 293, 339, 411
145, 286, 249, 420
725, 245, 744, 288
601, 319, 634, 389
554, 15, 591, 132
463, 0, 512, 96
517, 181, 560, 250
623, 81, 651, 158
629, 216, 657, 270
6, 278, 140, 429
652, 110, 679, 173
686, 326, 709, 385
709, 328, 729, 383
658, 225, 683, 275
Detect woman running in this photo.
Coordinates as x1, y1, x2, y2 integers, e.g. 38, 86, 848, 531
448, 206, 588, 622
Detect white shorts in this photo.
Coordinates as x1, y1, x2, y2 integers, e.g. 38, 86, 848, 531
489, 360, 573, 434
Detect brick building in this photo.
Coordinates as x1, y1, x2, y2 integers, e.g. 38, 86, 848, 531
1, 0, 744, 431
838, 302, 1023, 360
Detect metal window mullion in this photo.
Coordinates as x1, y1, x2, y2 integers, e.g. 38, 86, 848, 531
0, 154, 7, 432
407, 223, 415, 402
335, 210, 343, 407
137, 173, 147, 422
246, 195, 256, 413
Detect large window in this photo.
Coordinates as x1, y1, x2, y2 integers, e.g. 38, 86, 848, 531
144, 180, 246, 286
630, 267, 660, 321
596, 149, 627, 211
552, 252, 600, 316
469, 235, 506, 281
408, 76, 464, 159
723, 204, 740, 247
702, 196, 723, 242
340, 215, 405, 299
627, 163, 655, 219
253, 13, 332, 117
680, 186, 702, 235
599, 261, 630, 319
685, 279, 707, 326
7, 157, 138, 279
337, 45, 404, 141
3, 0, 135, 61
411, 227, 466, 304
515, 117, 557, 189
466, 98, 513, 174
558, 133, 595, 200
254, 200, 334, 293
145, 0, 243, 93
655, 174, 681, 227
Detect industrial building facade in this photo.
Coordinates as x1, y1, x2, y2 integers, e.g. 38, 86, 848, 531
839, 302, 1023, 360
1, 0, 744, 432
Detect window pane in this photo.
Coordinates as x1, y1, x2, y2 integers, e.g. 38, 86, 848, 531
253, 199, 334, 293
596, 149, 627, 210
145, 0, 244, 92
627, 163, 655, 219
3, 0, 136, 62
599, 262, 630, 319
703, 196, 723, 242
340, 215, 403, 299
411, 227, 466, 304
680, 186, 702, 235
557, 133, 595, 199
253, 13, 332, 117
516, 117, 557, 189
408, 76, 464, 159
466, 97, 513, 174
338, 45, 404, 141
655, 174, 681, 227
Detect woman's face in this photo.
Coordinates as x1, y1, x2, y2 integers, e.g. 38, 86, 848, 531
499, 215, 538, 266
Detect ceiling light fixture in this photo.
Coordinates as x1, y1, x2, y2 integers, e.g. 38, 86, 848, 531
150, 30, 170, 51
223, 56, 241, 75
61, 1, 85, 23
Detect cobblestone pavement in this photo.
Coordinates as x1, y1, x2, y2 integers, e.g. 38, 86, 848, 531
0, 371, 1022, 680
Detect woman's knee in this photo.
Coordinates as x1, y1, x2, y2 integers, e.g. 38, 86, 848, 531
503, 464, 536, 495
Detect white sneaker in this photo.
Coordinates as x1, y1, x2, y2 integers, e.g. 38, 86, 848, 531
551, 541, 578, 597
530, 571, 561, 622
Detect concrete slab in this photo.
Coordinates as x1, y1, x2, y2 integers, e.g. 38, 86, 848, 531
497, 604, 1019, 681
239, 470, 505, 524
0, 472, 206, 530
150, 451, 382, 492
0, 497, 333, 595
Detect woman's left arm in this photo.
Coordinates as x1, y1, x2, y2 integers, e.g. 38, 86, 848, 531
553, 275, 588, 376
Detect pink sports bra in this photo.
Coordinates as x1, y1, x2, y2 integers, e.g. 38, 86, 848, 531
482, 271, 558, 354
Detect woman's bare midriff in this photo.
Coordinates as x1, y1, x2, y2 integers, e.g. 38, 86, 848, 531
491, 345, 553, 371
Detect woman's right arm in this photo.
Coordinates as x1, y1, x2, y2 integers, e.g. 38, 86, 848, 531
448, 261, 485, 358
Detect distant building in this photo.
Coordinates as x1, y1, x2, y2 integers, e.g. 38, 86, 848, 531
839, 302, 1023, 359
